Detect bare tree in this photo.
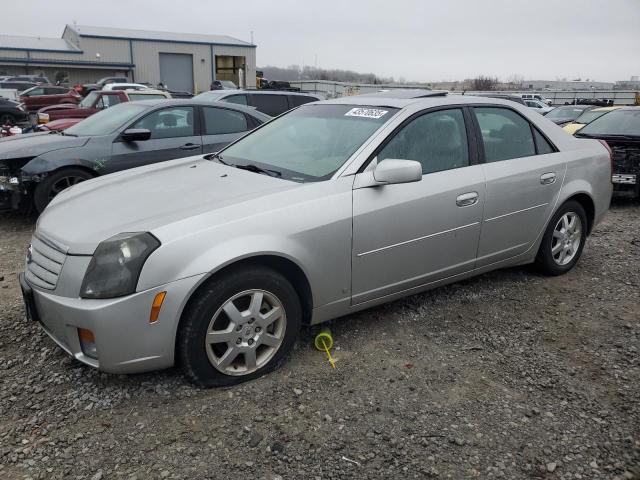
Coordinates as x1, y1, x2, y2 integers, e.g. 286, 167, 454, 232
472, 76, 498, 91
259, 65, 394, 84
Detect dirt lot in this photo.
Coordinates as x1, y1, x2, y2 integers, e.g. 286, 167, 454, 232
0, 200, 638, 480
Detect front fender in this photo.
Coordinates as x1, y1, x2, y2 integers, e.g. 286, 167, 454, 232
21, 142, 107, 180
138, 234, 317, 299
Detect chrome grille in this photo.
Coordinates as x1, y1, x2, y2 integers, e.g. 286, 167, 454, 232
25, 234, 68, 290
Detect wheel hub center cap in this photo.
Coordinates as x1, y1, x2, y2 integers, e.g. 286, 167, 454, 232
242, 326, 254, 338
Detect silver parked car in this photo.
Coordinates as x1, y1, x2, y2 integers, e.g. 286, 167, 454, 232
19, 94, 612, 387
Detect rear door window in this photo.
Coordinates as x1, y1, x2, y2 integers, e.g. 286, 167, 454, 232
223, 94, 248, 106
25, 87, 45, 96
203, 107, 248, 134
473, 107, 536, 162
250, 94, 290, 116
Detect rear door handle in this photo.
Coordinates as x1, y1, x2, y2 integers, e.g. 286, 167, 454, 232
180, 143, 200, 151
540, 172, 556, 185
456, 192, 479, 207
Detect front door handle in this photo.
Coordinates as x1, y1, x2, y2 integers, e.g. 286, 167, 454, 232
456, 192, 479, 207
180, 143, 200, 151
540, 172, 556, 185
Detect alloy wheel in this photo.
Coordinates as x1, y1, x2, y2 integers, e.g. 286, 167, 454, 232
551, 212, 582, 266
205, 289, 286, 376
47, 175, 87, 200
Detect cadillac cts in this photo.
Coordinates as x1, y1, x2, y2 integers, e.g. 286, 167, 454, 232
19, 94, 612, 387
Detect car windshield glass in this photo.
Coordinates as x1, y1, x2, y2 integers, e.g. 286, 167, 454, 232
66, 103, 147, 136
220, 104, 399, 182
545, 107, 587, 121
578, 109, 640, 137
79, 91, 99, 107
573, 109, 610, 125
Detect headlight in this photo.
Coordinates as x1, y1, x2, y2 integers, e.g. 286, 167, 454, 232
80, 232, 160, 299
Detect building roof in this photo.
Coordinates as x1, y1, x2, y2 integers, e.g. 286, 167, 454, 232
70, 24, 254, 47
0, 35, 80, 52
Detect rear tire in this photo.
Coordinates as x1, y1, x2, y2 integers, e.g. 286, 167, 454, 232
33, 167, 94, 213
178, 266, 302, 387
535, 200, 587, 276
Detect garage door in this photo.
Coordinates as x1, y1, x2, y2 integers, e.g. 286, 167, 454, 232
159, 53, 194, 93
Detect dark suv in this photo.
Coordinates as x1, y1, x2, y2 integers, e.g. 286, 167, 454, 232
193, 90, 322, 116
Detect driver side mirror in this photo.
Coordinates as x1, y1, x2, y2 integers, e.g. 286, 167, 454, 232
121, 128, 151, 142
373, 159, 422, 184
354, 159, 423, 189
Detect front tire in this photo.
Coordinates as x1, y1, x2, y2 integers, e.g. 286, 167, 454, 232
535, 200, 587, 276
178, 266, 302, 387
33, 167, 94, 213
0, 113, 16, 125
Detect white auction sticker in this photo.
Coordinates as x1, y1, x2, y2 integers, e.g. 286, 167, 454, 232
344, 107, 389, 119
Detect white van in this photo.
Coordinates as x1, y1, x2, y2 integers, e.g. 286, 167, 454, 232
521, 93, 552, 105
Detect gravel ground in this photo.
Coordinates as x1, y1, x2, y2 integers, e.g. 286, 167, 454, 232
0, 199, 638, 480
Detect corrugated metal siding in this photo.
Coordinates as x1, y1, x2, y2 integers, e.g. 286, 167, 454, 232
1, 31, 256, 93
29, 37, 129, 63
0, 50, 29, 59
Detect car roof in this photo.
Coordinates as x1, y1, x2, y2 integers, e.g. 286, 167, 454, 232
318, 93, 533, 109
200, 89, 321, 98
591, 106, 623, 111
357, 89, 447, 99
126, 98, 271, 120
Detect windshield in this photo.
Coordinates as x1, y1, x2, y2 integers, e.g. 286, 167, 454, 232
79, 91, 99, 108
578, 109, 640, 137
545, 106, 588, 121
220, 104, 399, 182
66, 103, 147, 136
573, 109, 613, 125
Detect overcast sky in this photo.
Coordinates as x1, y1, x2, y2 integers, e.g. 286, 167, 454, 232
3, 0, 639, 82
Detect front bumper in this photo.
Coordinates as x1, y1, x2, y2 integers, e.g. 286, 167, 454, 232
22, 272, 205, 374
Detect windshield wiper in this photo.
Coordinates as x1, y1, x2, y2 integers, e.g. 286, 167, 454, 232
234, 163, 282, 177
59, 131, 77, 137
577, 133, 638, 140
204, 153, 282, 177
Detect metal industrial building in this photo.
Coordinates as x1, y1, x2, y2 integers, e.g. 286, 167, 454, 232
0, 24, 256, 93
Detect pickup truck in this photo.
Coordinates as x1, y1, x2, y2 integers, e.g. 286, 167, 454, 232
20, 85, 81, 112
37, 89, 171, 131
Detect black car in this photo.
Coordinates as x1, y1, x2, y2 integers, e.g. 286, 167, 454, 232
575, 107, 640, 198
0, 99, 270, 212
545, 105, 595, 126
0, 98, 29, 125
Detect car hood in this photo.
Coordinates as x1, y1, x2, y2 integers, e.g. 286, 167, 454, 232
0, 132, 89, 160
37, 157, 300, 254
39, 104, 83, 113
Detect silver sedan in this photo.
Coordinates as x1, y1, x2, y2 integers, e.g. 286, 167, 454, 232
20, 93, 612, 386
